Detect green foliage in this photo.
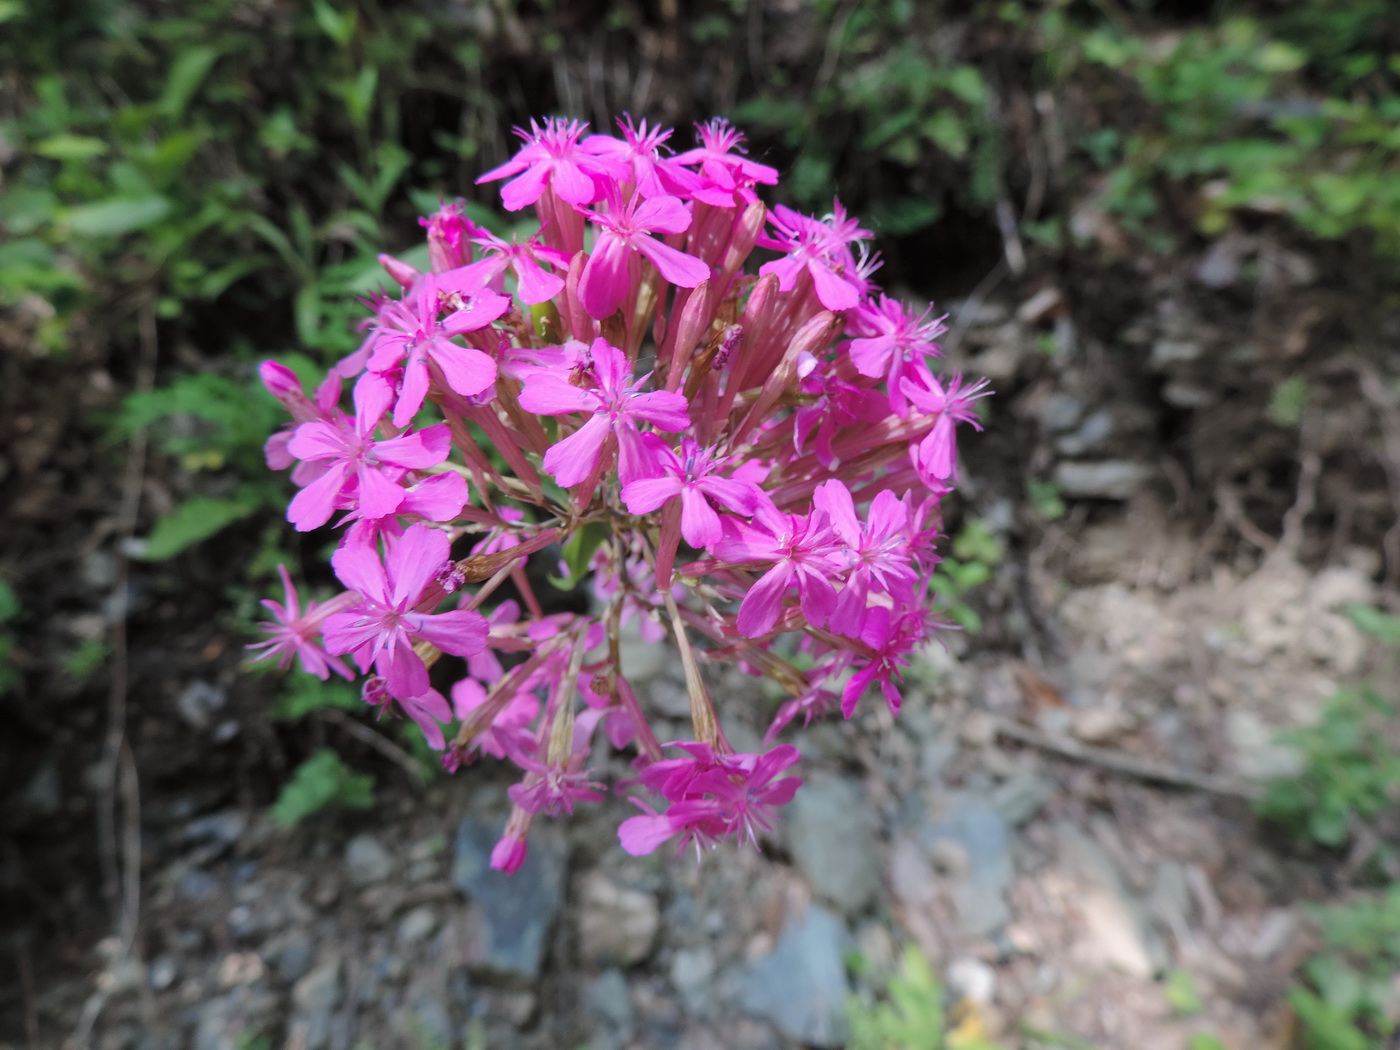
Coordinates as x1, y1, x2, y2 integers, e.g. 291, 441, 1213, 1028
1054, 7, 1400, 255
0, 582, 19, 698
930, 521, 1004, 633
272, 674, 364, 721
733, 1, 997, 233
1289, 885, 1400, 1049
113, 367, 288, 559
848, 944, 1006, 1050
1257, 687, 1400, 850
1267, 376, 1309, 427
1346, 603, 1400, 647
271, 748, 375, 827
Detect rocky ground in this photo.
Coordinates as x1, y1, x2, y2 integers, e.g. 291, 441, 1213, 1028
8, 248, 1397, 1049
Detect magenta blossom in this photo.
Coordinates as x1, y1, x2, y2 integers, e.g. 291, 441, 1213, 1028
476, 117, 624, 211
517, 338, 690, 487
322, 524, 489, 699
361, 674, 455, 751
712, 502, 844, 637
457, 228, 572, 305
620, 438, 763, 548
585, 116, 702, 200
758, 202, 872, 313
618, 743, 802, 856
578, 192, 710, 319
673, 118, 779, 206
366, 270, 511, 428
847, 295, 947, 415
900, 365, 992, 482
284, 376, 452, 531
246, 565, 355, 681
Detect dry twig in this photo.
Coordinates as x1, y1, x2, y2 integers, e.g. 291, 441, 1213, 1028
993, 717, 1261, 800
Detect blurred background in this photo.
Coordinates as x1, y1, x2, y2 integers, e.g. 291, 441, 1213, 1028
3, 1, 1400, 1047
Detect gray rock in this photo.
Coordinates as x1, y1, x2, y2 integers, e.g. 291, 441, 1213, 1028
947, 957, 996, 1006
345, 834, 394, 887
148, 955, 178, 992
1040, 393, 1085, 433
990, 772, 1052, 827
787, 775, 881, 915
1055, 822, 1167, 977
184, 810, 246, 847
193, 988, 277, 1050
740, 905, 850, 1048
452, 817, 567, 981
587, 968, 634, 1032
1150, 338, 1204, 368
671, 947, 716, 1016
396, 906, 439, 948
288, 959, 341, 1050
20, 763, 61, 816
274, 930, 314, 983
917, 793, 1013, 937
395, 989, 453, 1047
174, 681, 227, 731
1053, 460, 1149, 501
1055, 410, 1113, 456
577, 871, 661, 967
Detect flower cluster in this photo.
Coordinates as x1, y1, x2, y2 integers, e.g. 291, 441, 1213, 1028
252, 115, 989, 870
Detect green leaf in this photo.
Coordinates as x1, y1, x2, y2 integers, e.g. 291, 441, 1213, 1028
1164, 967, 1203, 1016
31, 133, 108, 160
140, 495, 256, 560
64, 195, 172, 237
158, 46, 220, 119
273, 676, 363, 720
271, 749, 374, 827
1346, 604, 1400, 647
0, 582, 19, 623
311, 0, 358, 46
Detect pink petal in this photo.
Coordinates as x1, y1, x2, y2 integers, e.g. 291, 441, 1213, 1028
679, 488, 722, 548
414, 608, 489, 658
354, 464, 406, 520
809, 262, 860, 312
632, 195, 692, 235
542, 413, 610, 487
387, 523, 450, 608
736, 562, 794, 638
330, 539, 392, 606
618, 813, 677, 856
399, 472, 468, 521
513, 256, 565, 304
430, 340, 497, 399
634, 237, 710, 288
579, 232, 631, 319
374, 424, 449, 468
393, 354, 432, 428
288, 463, 352, 531
379, 638, 430, 699
621, 476, 681, 515
517, 373, 600, 416
498, 163, 551, 211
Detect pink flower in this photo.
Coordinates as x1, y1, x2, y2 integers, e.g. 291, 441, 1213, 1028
284, 376, 452, 531
361, 674, 454, 751
758, 202, 872, 313
322, 524, 489, 699
812, 480, 918, 634
366, 270, 511, 428
620, 438, 763, 548
673, 118, 779, 206
712, 502, 844, 637
585, 116, 702, 199
420, 200, 481, 271
517, 338, 690, 487
840, 606, 928, 718
846, 295, 946, 415
476, 118, 624, 211
457, 228, 572, 305
246, 565, 355, 681
618, 743, 803, 856
900, 365, 992, 482
450, 675, 539, 760
578, 192, 710, 319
